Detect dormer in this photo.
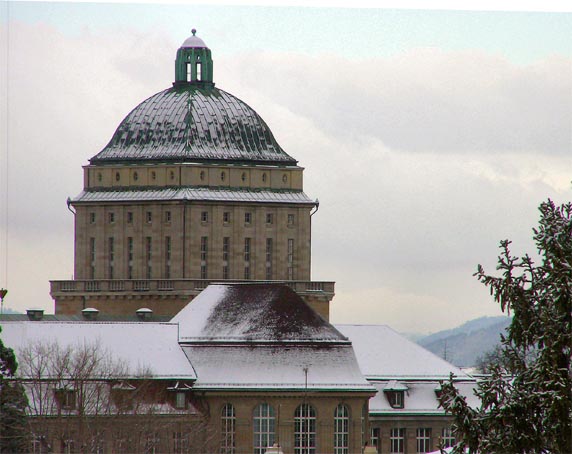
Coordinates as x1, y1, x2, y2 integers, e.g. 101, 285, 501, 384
383, 380, 408, 409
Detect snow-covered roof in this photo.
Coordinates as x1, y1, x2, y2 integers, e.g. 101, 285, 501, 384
368, 380, 480, 415
73, 187, 315, 205
173, 284, 348, 343
182, 344, 374, 392
0, 321, 196, 380
335, 324, 469, 379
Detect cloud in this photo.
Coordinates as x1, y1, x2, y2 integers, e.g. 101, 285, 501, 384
2, 21, 571, 333
219, 49, 572, 154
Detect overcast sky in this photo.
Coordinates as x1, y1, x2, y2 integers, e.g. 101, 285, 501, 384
1, 1, 571, 333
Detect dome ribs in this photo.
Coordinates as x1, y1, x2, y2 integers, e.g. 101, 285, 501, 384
90, 87, 297, 165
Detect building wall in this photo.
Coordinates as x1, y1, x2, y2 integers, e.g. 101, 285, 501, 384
73, 202, 312, 282
369, 415, 455, 454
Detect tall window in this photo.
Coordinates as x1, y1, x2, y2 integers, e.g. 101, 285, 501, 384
265, 238, 273, 280
201, 211, 209, 223
108, 237, 115, 279
334, 404, 349, 454
287, 239, 295, 280
416, 428, 431, 453
165, 236, 171, 279
441, 427, 455, 449
201, 236, 208, 279
244, 212, 252, 225
244, 238, 251, 279
165, 211, 171, 223
173, 432, 189, 454
223, 211, 231, 224
89, 237, 96, 279
370, 427, 380, 453
220, 403, 236, 454
244, 238, 251, 262
127, 237, 133, 279
223, 237, 230, 279
146, 211, 152, 223
295, 404, 316, 454
390, 428, 405, 454
146, 237, 152, 279
253, 404, 275, 454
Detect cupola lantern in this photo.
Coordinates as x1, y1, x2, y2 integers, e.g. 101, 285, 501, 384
174, 29, 214, 87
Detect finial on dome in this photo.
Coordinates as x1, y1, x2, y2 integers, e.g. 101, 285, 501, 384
192, 28, 197, 36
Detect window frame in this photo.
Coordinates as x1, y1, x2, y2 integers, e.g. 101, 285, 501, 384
295, 403, 317, 454
334, 404, 349, 454
253, 403, 275, 454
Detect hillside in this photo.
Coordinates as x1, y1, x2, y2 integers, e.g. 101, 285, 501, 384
416, 316, 511, 367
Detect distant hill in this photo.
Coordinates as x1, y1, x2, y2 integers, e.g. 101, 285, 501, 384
415, 316, 511, 367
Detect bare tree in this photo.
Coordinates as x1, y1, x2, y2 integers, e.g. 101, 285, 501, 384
17, 340, 202, 453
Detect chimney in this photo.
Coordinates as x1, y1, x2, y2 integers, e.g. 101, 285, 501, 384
136, 307, 153, 321
26, 309, 44, 321
81, 307, 99, 321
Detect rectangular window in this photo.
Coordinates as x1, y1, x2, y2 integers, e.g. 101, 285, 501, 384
196, 62, 202, 81
441, 427, 455, 449
201, 236, 208, 262
223, 211, 231, 224
287, 213, 295, 226
89, 237, 96, 279
244, 238, 251, 262
244, 212, 252, 225
127, 237, 133, 280
89, 212, 96, 224
370, 427, 380, 453
165, 211, 171, 223
390, 428, 405, 454
109, 212, 115, 224
244, 265, 250, 280
186, 62, 192, 82
55, 389, 76, 410
165, 236, 171, 279
146, 211, 152, 223
223, 266, 229, 280
201, 211, 208, 223
108, 237, 114, 279
173, 432, 189, 454
175, 392, 186, 409
223, 237, 230, 262
144, 433, 159, 454
388, 391, 404, 408
416, 428, 432, 453
146, 237, 152, 279
266, 213, 273, 225
201, 236, 208, 279
127, 211, 133, 224
265, 238, 273, 280
287, 239, 294, 280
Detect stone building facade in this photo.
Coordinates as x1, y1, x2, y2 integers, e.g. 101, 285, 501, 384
50, 30, 333, 319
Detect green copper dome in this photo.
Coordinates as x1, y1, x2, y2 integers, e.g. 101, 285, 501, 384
90, 31, 296, 166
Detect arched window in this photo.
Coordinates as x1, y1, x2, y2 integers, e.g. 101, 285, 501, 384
220, 403, 236, 454
295, 404, 316, 454
253, 403, 275, 454
334, 404, 349, 454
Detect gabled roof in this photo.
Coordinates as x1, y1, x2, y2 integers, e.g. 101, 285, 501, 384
335, 324, 469, 379
0, 322, 196, 380
173, 284, 348, 343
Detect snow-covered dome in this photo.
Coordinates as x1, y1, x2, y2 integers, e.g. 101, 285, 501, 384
180, 28, 207, 48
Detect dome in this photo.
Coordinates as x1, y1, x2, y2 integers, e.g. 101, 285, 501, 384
91, 85, 296, 165
180, 29, 207, 49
